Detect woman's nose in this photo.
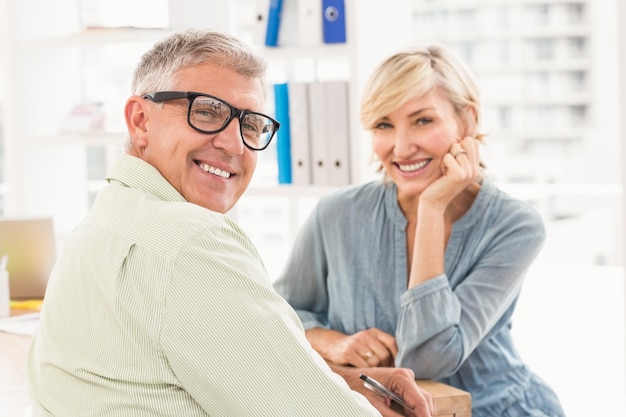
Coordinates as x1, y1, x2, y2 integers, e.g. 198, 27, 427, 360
394, 129, 418, 157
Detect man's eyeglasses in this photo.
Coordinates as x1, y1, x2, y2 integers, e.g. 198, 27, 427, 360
142, 91, 280, 151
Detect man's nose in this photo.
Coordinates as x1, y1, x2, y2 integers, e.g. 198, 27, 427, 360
212, 117, 245, 156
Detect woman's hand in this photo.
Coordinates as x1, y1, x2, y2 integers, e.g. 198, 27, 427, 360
306, 327, 398, 367
419, 136, 481, 211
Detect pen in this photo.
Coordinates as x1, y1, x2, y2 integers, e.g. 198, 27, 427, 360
359, 374, 414, 413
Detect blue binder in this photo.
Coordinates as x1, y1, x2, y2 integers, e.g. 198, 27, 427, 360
265, 0, 283, 47
274, 83, 292, 184
322, 0, 346, 44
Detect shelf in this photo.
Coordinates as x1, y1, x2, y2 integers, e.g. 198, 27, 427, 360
415, 25, 591, 44
0, 0, 411, 218
16, 27, 170, 49
243, 184, 339, 199
484, 94, 590, 106
412, 0, 590, 12
24, 132, 126, 147
498, 182, 621, 200
255, 43, 350, 60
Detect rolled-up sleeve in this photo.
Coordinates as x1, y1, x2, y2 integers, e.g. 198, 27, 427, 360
396, 204, 545, 379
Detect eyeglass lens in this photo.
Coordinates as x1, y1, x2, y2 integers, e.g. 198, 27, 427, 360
190, 95, 275, 150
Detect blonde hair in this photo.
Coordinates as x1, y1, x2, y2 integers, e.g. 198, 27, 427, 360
360, 43, 485, 143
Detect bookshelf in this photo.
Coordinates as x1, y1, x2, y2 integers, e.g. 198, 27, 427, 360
227, 0, 415, 277
0, 0, 414, 271
0, 0, 169, 234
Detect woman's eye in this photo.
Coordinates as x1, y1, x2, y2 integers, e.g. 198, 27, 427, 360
415, 117, 433, 125
373, 122, 392, 130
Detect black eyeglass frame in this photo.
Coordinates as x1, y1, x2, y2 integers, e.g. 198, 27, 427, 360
142, 91, 280, 151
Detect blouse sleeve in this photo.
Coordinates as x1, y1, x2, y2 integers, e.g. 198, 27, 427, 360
395, 202, 546, 379
273, 204, 332, 330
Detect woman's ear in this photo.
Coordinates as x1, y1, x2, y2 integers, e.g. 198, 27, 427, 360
124, 95, 149, 150
462, 105, 478, 138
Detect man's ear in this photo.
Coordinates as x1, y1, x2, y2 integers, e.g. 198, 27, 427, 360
124, 96, 149, 149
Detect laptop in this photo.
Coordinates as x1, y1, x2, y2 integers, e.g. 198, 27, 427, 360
0, 217, 56, 300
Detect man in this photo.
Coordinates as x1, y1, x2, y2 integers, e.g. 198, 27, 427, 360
27, 29, 433, 416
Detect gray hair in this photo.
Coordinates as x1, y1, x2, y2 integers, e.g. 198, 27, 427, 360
124, 29, 267, 150
131, 29, 267, 95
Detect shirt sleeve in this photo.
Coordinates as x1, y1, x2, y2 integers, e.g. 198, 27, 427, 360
395, 204, 546, 379
160, 223, 378, 416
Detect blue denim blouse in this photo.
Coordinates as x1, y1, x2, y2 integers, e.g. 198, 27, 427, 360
274, 178, 565, 417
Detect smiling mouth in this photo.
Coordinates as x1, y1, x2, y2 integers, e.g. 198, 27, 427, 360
396, 159, 430, 172
197, 162, 232, 179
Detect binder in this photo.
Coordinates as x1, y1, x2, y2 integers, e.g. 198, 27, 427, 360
288, 82, 312, 185
322, 0, 346, 44
277, 0, 298, 47
265, 0, 283, 47
252, 0, 271, 45
169, 0, 231, 31
278, 0, 304, 46
324, 81, 351, 186
298, 0, 323, 46
278, 0, 323, 47
307, 81, 330, 185
273, 83, 292, 184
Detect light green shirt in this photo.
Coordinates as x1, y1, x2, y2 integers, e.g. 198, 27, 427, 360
28, 154, 379, 417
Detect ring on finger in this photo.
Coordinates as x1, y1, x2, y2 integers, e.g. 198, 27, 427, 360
453, 150, 467, 158
363, 351, 374, 360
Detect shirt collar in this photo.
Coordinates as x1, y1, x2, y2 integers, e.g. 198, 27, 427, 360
106, 154, 187, 203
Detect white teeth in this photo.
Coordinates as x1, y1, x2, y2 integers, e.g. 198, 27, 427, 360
199, 163, 231, 179
397, 160, 429, 172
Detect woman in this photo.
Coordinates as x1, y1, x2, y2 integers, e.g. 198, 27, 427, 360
274, 44, 565, 417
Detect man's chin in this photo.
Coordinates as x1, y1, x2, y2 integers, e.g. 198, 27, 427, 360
187, 194, 231, 214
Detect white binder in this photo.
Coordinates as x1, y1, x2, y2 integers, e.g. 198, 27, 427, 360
252, 0, 271, 45
277, 0, 323, 47
325, 80, 351, 186
307, 81, 330, 185
298, 0, 323, 46
277, 0, 298, 46
288, 82, 313, 185
169, 0, 232, 32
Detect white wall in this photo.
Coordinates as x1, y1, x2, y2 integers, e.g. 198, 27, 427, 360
1, 1, 625, 414
513, 233, 626, 416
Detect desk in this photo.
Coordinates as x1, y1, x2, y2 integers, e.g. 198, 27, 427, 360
1, 321, 471, 417
1, 309, 35, 417
416, 380, 471, 417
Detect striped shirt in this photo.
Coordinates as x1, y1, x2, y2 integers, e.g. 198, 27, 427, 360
28, 154, 380, 417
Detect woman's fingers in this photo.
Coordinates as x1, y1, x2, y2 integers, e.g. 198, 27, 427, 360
446, 137, 479, 178
344, 328, 397, 367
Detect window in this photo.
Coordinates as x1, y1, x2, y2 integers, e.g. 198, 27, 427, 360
523, 4, 550, 27
566, 37, 587, 59
566, 2, 587, 25
534, 38, 555, 60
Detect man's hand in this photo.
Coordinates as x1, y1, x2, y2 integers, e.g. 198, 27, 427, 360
331, 365, 433, 417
